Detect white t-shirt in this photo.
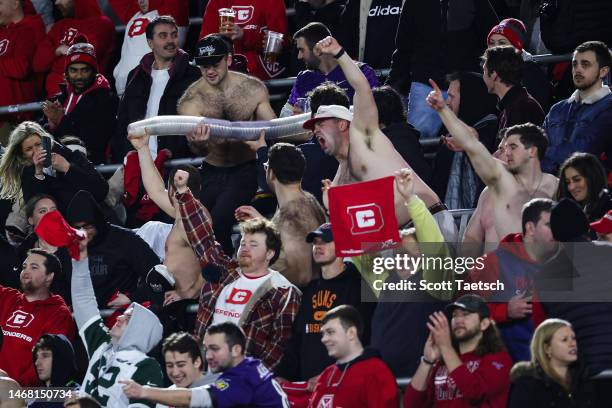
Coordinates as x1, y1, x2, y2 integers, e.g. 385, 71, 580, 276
212, 273, 271, 325
145, 68, 170, 159
113, 10, 188, 97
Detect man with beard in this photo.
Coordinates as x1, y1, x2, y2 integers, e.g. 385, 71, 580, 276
121, 322, 289, 407
41, 36, 117, 164
178, 34, 276, 255
542, 41, 612, 174
172, 169, 301, 369
404, 295, 512, 408
281, 22, 378, 117
0, 249, 74, 386
33, 0, 115, 97
428, 81, 558, 245
274, 223, 376, 390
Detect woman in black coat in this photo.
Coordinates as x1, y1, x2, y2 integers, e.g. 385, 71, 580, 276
508, 318, 603, 408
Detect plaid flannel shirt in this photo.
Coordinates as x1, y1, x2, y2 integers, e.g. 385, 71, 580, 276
176, 190, 301, 369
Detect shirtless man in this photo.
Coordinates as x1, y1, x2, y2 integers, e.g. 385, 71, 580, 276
305, 36, 457, 242
128, 131, 204, 305
177, 34, 276, 254
235, 142, 326, 286
427, 79, 558, 247
461, 135, 508, 257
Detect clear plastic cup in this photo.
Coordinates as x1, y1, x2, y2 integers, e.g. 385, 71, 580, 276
263, 31, 284, 64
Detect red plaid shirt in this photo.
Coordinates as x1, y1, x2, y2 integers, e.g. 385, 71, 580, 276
176, 190, 301, 369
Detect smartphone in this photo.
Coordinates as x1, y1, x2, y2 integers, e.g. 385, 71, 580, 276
41, 136, 53, 168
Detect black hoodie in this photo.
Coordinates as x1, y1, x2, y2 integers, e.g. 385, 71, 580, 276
431, 71, 499, 205
66, 190, 160, 306
30, 334, 78, 408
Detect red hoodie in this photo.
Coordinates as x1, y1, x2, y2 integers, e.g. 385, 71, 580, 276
462, 233, 547, 325
199, 0, 289, 80
403, 351, 512, 408
33, 0, 115, 96
0, 7, 45, 120
309, 349, 399, 408
0, 286, 75, 387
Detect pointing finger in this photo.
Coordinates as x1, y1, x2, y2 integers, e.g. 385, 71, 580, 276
428, 78, 441, 93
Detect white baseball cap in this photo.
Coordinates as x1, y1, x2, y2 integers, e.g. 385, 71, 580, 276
303, 105, 353, 130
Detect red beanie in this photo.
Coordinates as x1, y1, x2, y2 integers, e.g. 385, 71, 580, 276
65, 34, 99, 73
35, 211, 87, 260
487, 18, 527, 51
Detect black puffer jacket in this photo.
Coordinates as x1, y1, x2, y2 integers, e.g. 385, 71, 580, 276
508, 362, 603, 408
112, 49, 201, 163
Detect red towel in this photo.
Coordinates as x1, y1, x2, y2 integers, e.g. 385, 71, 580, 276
328, 176, 400, 257
35, 210, 86, 260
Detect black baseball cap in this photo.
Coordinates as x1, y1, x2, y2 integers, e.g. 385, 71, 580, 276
306, 223, 333, 243
445, 294, 490, 318
194, 34, 231, 66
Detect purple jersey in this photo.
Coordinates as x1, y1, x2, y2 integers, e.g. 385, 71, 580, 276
209, 357, 288, 408
287, 62, 379, 106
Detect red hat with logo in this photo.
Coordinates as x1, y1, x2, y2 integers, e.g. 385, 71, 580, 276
65, 34, 99, 73
487, 18, 527, 51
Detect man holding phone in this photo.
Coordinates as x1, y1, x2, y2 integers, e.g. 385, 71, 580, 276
461, 198, 558, 362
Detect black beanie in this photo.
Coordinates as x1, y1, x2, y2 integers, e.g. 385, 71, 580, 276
550, 198, 589, 242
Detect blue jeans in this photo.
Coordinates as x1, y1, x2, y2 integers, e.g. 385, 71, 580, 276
406, 81, 447, 139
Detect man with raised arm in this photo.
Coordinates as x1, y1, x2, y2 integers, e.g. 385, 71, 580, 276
128, 130, 204, 307
305, 36, 456, 241
171, 169, 301, 370
71, 233, 164, 407
427, 79, 558, 245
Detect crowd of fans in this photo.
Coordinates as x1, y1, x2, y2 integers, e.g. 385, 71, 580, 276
1, 0, 612, 407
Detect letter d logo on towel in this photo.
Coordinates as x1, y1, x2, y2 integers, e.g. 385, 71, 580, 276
328, 176, 400, 257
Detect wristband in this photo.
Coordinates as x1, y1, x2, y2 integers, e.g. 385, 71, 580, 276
421, 356, 436, 365
333, 48, 345, 59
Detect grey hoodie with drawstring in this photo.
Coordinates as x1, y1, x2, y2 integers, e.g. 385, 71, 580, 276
72, 258, 164, 408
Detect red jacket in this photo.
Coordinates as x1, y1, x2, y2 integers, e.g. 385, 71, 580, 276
33, 0, 115, 96
0, 12, 45, 119
403, 351, 512, 408
0, 286, 75, 387
199, 0, 289, 79
463, 233, 547, 326
309, 349, 399, 408
108, 0, 188, 25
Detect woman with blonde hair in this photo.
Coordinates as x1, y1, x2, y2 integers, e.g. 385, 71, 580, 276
0, 122, 49, 202
508, 318, 602, 407
0, 121, 108, 215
